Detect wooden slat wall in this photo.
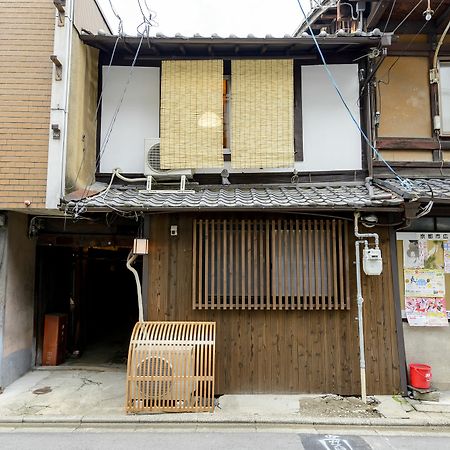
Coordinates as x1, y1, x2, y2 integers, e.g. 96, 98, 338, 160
147, 214, 401, 395
192, 219, 349, 310
0, 0, 54, 208
126, 321, 216, 413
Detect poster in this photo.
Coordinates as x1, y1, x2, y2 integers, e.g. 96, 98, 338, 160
403, 239, 426, 269
405, 297, 449, 327
404, 269, 445, 297
424, 240, 445, 270
444, 241, 450, 273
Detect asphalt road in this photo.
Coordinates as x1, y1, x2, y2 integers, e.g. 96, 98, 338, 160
0, 429, 450, 450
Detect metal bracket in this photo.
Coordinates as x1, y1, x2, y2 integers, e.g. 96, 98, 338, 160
50, 55, 62, 81
53, 0, 66, 27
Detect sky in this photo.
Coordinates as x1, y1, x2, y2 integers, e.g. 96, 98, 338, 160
96, 0, 311, 37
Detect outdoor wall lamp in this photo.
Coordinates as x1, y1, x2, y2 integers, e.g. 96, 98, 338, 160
133, 238, 149, 255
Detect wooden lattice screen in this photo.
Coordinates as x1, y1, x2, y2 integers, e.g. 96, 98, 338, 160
126, 321, 216, 413
192, 218, 350, 310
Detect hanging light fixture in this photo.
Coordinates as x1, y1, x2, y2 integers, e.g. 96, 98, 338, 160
423, 0, 434, 21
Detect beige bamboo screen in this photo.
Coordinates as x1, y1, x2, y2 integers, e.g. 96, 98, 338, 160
231, 60, 294, 168
192, 218, 350, 310
126, 321, 216, 413
160, 60, 224, 169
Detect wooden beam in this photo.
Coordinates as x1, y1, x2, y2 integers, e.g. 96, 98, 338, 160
376, 137, 439, 150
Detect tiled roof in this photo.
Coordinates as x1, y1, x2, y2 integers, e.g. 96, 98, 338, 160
64, 183, 403, 214
375, 178, 450, 201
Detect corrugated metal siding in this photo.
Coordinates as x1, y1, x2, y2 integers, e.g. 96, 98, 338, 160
73, 0, 111, 35
0, 0, 55, 209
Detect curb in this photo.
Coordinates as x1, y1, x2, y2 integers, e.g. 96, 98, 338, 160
0, 415, 450, 428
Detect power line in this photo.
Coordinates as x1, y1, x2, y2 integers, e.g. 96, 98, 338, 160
391, 0, 423, 33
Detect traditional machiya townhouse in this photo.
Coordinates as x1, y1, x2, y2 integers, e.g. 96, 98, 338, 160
1, 0, 412, 399
298, 0, 450, 392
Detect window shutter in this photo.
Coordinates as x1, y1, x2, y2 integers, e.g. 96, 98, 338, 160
160, 60, 224, 169
231, 60, 294, 169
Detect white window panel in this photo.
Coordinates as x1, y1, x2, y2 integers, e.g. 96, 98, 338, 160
298, 64, 362, 172
100, 66, 160, 173
439, 61, 450, 136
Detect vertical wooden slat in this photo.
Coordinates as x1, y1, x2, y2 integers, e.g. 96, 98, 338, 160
284, 219, 289, 309
307, 220, 313, 310
320, 220, 326, 310
326, 220, 333, 310
229, 220, 233, 310
314, 220, 320, 310
338, 220, 344, 310
295, 219, 300, 310
302, 220, 308, 310
271, 219, 276, 310
211, 219, 215, 309
198, 220, 203, 309
235, 219, 240, 308
192, 219, 197, 310
248, 220, 252, 309
277, 219, 283, 310
259, 219, 264, 309
332, 219, 338, 310
253, 220, 259, 309
223, 219, 228, 309
241, 219, 246, 310
266, 219, 271, 309
344, 221, 350, 310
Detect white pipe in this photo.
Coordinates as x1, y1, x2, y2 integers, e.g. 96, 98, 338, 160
114, 169, 147, 183
355, 238, 368, 404
354, 211, 379, 248
126, 252, 144, 322
433, 19, 450, 74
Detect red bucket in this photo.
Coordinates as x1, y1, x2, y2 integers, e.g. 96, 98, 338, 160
409, 363, 432, 389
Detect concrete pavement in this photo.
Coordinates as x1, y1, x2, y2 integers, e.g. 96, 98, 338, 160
0, 368, 450, 428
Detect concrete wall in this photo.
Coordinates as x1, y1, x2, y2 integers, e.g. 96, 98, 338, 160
403, 325, 450, 390
0, 213, 36, 388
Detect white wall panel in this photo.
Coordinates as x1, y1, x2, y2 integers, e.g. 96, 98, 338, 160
100, 66, 160, 173
297, 64, 362, 172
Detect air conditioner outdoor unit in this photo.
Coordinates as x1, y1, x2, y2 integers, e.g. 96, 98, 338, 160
144, 138, 193, 179
129, 345, 196, 405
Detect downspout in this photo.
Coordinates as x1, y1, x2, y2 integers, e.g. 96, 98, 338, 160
354, 211, 381, 403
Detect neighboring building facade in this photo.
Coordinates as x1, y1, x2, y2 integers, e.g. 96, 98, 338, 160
0, 0, 110, 387
299, 0, 450, 390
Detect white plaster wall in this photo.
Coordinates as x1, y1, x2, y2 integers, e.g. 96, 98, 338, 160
100, 66, 160, 173
297, 64, 362, 172
403, 324, 450, 390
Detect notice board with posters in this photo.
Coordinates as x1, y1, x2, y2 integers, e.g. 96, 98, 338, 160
397, 232, 449, 327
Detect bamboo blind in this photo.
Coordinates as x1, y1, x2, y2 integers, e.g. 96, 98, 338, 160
126, 321, 216, 413
192, 218, 350, 310
231, 60, 294, 169
160, 60, 224, 169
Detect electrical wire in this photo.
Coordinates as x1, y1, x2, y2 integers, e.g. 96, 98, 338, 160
391, 0, 424, 33
108, 0, 124, 35
295, 0, 413, 191
382, 0, 397, 34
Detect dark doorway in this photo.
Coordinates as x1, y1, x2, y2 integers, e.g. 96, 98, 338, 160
35, 246, 140, 367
